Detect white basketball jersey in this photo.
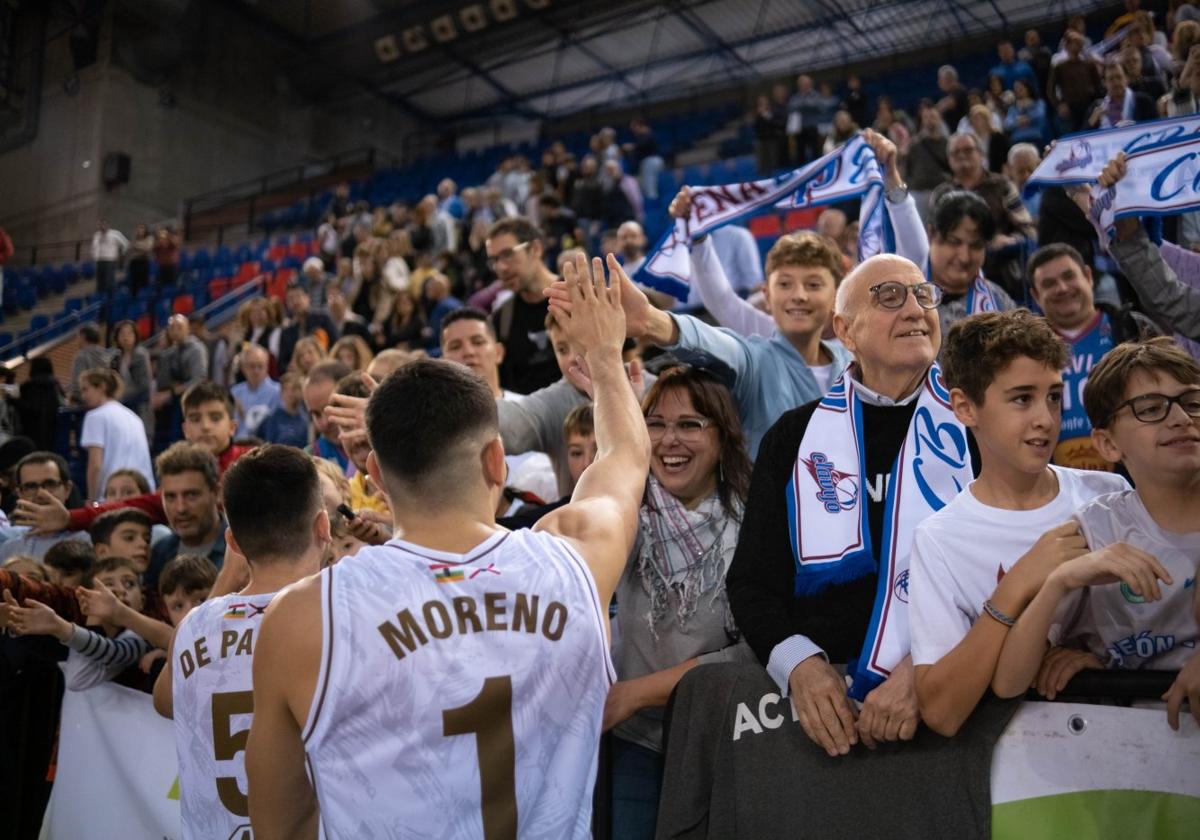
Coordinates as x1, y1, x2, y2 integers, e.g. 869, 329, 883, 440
303, 528, 615, 840
171, 591, 278, 840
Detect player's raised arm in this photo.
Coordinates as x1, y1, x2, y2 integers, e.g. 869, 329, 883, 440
536, 252, 651, 604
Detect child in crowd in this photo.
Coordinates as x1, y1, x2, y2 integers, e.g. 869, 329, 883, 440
909, 310, 1129, 736
564, 403, 598, 492
43, 539, 94, 587
79, 367, 155, 502
258, 370, 309, 448
2, 556, 161, 691
104, 467, 151, 500
1, 554, 46, 581
136, 554, 218, 674
993, 339, 1200, 730
91, 508, 153, 574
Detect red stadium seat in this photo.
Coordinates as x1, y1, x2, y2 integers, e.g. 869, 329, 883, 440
209, 278, 231, 299
784, 208, 820, 232
172, 294, 195, 315
748, 215, 782, 238
268, 245, 287, 262
287, 241, 309, 259
136, 315, 152, 339
268, 268, 295, 300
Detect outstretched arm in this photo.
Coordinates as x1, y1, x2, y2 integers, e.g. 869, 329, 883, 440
536, 253, 651, 606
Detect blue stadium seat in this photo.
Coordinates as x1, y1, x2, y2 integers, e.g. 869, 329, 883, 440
65, 297, 84, 312
80, 261, 95, 279
0, 332, 12, 350
29, 314, 49, 332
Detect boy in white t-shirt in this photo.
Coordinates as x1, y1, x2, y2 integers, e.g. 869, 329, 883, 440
994, 338, 1199, 729
909, 310, 1129, 736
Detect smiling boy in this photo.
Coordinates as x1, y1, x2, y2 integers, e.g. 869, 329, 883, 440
909, 310, 1128, 736
993, 338, 1200, 729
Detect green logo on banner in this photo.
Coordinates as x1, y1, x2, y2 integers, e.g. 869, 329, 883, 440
167, 776, 180, 801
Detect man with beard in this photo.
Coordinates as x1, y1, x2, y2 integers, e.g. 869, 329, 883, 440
485, 218, 561, 394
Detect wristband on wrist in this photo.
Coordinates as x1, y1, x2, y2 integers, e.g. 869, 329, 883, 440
982, 599, 1016, 628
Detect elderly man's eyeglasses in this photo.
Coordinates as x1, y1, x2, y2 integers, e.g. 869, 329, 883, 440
1107, 389, 1200, 425
18, 478, 63, 495
869, 281, 944, 310
645, 417, 713, 441
486, 240, 531, 271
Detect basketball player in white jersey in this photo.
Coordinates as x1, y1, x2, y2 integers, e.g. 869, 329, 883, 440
245, 252, 650, 839
152, 445, 330, 840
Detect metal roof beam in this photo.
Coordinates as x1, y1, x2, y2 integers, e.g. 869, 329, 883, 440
666, 0, 756, 76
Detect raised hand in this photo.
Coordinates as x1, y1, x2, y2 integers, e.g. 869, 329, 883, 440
1097, 152, 1127, 189
551, 252, 627, 355
12, 489, 71, 535
547, 252, 659, 341
861, 128, 901, 188
668, 187, 694, 220
77, 578, 122, 623
3, 590, 72, 641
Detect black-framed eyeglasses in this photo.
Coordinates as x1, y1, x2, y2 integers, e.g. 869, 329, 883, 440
1107, 388, 1200, 425
869, 281, 944, 310
18, 479, 63, 495
486, 240, 531, 271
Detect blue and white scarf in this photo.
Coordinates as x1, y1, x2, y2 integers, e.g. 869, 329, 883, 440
1088, 135, 1200, 250
965, 273, 1000, 314
1025, 113, 1200, 197
635, 134, 893, 300
787, 364, 972, 699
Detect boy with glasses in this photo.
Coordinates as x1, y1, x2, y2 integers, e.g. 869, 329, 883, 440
993, 339, 1199, 730
0, 453, 90, 562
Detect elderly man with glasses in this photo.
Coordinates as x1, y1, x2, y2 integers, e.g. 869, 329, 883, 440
0, 452, 90, 562
726, 253, 979, 757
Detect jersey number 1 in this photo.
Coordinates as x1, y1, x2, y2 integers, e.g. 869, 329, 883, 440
443, 676, 517, 840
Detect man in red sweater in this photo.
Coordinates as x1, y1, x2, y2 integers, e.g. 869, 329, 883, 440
13, 381, 254, 534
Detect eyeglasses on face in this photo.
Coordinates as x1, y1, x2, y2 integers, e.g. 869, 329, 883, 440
486, 240, 531, 271
18, 479, 63, 495
645, 416, 713, 441
868, 280, 944, 311
1107, 388, 1200, 425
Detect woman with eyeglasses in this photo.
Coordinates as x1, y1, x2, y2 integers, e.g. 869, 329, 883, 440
607, 365, 756, 839
924, 189, 1017, 336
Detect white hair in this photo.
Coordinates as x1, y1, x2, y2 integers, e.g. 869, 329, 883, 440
1007, 142, 1040, 166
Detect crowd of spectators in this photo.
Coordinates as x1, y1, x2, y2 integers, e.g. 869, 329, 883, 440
0, 3, 1198, 837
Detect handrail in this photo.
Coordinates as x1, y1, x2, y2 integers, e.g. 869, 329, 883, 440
1033, 669, 1178, 702
0, 301, 102, 362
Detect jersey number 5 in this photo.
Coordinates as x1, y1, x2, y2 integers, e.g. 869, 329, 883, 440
212, 690, 255, 817
443, 676, 517, 840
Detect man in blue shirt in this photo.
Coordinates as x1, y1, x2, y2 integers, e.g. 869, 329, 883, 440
990, 40, 1038, 92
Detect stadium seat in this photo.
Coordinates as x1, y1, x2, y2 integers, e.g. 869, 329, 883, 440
208, 278, 231, 300
136, 315, 152, 339
748, 215, 782, 238
30, 314, 49, 332
172, 294, 195, 315
784, 209, 821, 232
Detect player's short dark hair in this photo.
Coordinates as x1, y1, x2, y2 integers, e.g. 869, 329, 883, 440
221, 444, 322, 563
15, 451, 70, 486
159, 554, 218, 597
440, 306, 495, 340
1084, 337, 1200, 428
90, 508, 152, 546
366, 358, 497, 491
942, 310, 1069, 405
43, 540, 95, 583
930, 190, 997, 243
1027, 242, 1088, 287
181, 381, 235, 416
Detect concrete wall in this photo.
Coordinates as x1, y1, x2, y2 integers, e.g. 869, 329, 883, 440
0, 2, 417, 258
